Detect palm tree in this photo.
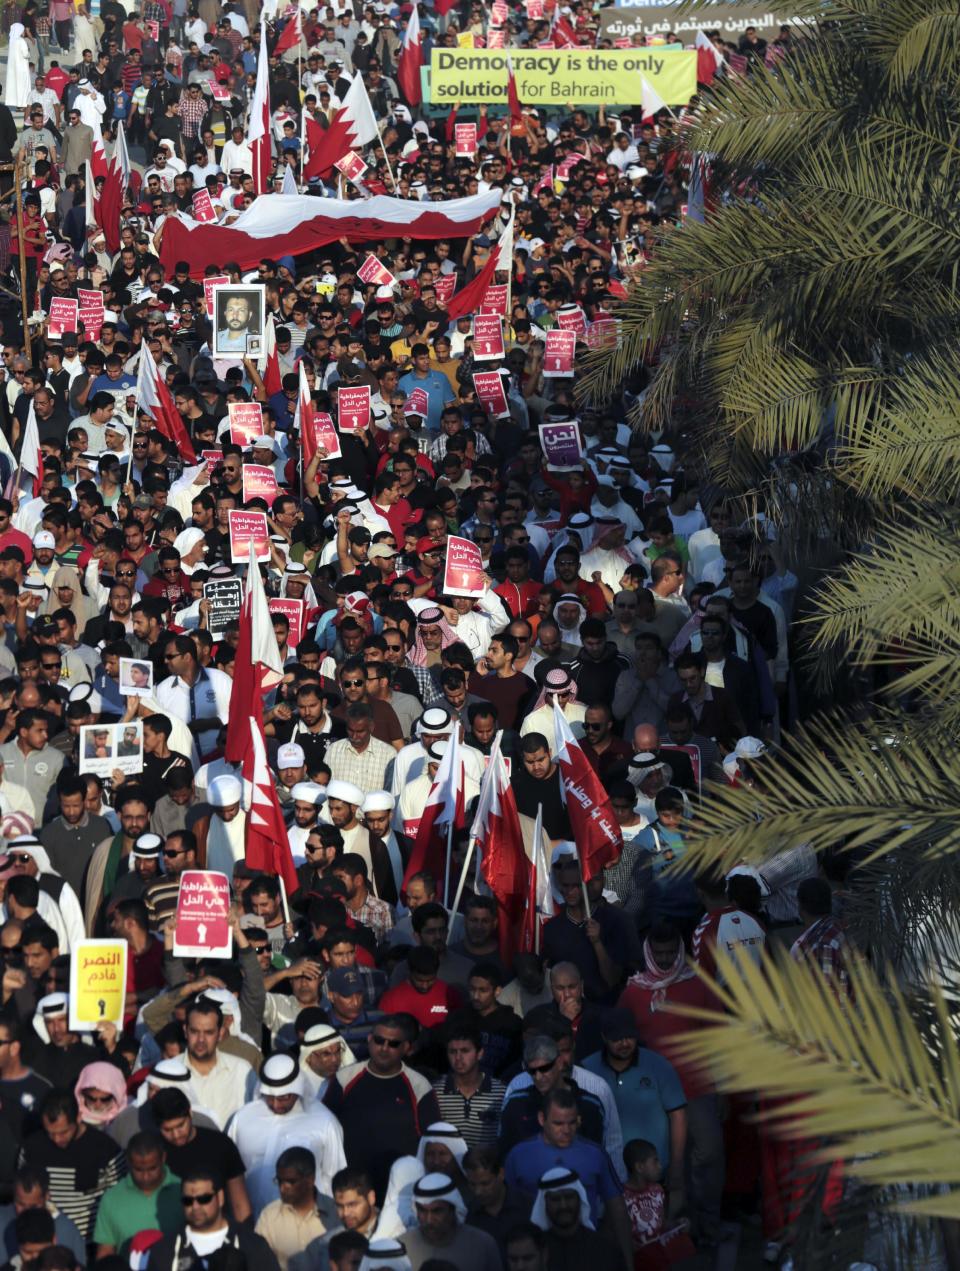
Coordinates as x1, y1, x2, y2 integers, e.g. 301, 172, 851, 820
582, 0, 960, 1255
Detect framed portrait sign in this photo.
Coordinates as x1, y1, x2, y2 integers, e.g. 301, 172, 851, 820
212, 285, 266, 358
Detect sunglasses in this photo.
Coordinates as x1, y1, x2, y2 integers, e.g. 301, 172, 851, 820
162, 847, 186, 858
181, 1193, 216, 1206
370, 1034, 404, 1048
341, 678, 364, 688
8, 854, 32, 865
527, 1060, 556, 1075
82, 1091, 115, 1106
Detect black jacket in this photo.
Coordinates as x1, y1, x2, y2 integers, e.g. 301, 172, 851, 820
146, 1223, 280, 1271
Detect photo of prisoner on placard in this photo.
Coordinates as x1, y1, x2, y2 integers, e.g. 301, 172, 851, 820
119, 657, 154, 695
79, 721, 144, 779
212, 285, 265, 357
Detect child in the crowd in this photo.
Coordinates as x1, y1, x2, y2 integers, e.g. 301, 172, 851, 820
637, 787, 701, 937
623, 1138, 696, 1270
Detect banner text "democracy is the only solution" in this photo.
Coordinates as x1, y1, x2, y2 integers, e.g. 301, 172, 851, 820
429, 48, 696, 107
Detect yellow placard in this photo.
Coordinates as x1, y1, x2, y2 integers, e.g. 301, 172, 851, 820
429, 47, 696, 107
457, 31, 475, 47
69, 939, 127, 1031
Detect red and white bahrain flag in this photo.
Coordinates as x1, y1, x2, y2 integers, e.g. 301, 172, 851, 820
402, 726, 466, 896
242, 712, 299, 895
397, 3, 423, 106
225, 544, 285, 763
136, 346, 197, 464
159, 189, 501, 277
552, 700, 623, 879
249, 20, 273, 194
472, 734, 528, 963
303, 74, 379, 181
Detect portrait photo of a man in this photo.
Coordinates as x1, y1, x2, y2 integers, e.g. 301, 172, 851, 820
212, 285, 265, 357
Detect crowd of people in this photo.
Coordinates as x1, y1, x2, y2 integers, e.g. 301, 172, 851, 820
0, 4, 847, 1271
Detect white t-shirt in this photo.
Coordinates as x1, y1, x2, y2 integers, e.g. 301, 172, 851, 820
186, 1227, 230, 1258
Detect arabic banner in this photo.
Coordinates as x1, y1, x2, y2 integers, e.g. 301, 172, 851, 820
430, 47, 697, 106
228, 509, 271, 563
70, 939, 128, 1030
443, 535, 486, 598
600, 6, 800, 40
203, 577, 243, 638
173, 870, 232, 958
269, 597, 307, 648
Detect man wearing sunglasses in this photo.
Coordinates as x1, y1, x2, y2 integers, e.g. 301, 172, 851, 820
498, 1034, 607, 1156
325, 1013, 442, 1203
145, 1167, 279, 1271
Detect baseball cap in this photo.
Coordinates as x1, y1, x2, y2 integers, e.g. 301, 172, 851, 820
326, 968, 363, 996
32, 530, 56, 549
277, 742, 305, 768
416, 537, 441, 555
368, 543, 397, 561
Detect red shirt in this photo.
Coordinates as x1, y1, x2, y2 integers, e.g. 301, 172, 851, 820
372, 497, 412, 543
618, 977, 721, 1098
378, 979, 463, 1030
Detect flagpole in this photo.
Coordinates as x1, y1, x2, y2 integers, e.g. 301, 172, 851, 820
443, 816, 455, 910
450, 833, 477, 918
379, 132, 398, 192
534, 802, 543, 955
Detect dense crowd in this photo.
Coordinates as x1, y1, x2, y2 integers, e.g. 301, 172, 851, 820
0, 5, 847, 1271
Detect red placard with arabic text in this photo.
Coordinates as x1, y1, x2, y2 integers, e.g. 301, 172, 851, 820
434, 273, 457, 306
203, 275, 229, 318
78, 288, 104, 339
335, 150, 367, 183
269, 597, 306, 648
443, 535, 486, 598
473, 313, 504, 361
473, 370, 510, 418
357, 255, 396, 288
48, 297, 78, 338
556, 305, 588, 339
543, 329, 577, 377
173, 871, 232, 958
228, 509, 270, 563
192, 190, 217, 223
455, 123, 477, 156
337, 385, 370, 432
228, 402, 264, 446
241, 463, 279, 507
479, 284, 508, 316
309, 411, 341, 460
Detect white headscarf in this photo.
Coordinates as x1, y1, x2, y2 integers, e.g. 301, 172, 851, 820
412, 1172, 468, 1224
4, 25, 32, 108
415, 1123, 468, 1169
359, 1240, 412, 1271
530, 1166, 595, 1231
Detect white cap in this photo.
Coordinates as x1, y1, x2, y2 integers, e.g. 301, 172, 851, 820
734, 736, 766, 759
277, 742, 305, 768
325, 779, 363, 806
208, 774, 242, 808
375, 284, 394, 300
32, 530, 55, 549
291, 781, 326, 805
250, 435, 276, 453
362, 791, 395, 814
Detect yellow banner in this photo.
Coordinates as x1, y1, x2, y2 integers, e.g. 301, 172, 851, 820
429, 48, 696, 107
69, 939, 128, 1030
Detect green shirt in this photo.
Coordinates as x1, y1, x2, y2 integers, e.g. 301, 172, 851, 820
93, 1166, 182, 1252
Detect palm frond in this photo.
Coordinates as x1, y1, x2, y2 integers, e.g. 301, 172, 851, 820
679, 713, 960, 874
668, 954, 960, 1216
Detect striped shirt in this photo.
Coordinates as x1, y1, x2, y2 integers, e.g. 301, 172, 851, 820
432, 1072, 505, 1148
20, 1125, 125, 1239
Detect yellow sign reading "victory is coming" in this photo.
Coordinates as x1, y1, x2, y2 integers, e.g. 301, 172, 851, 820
429, 48, 697, 107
